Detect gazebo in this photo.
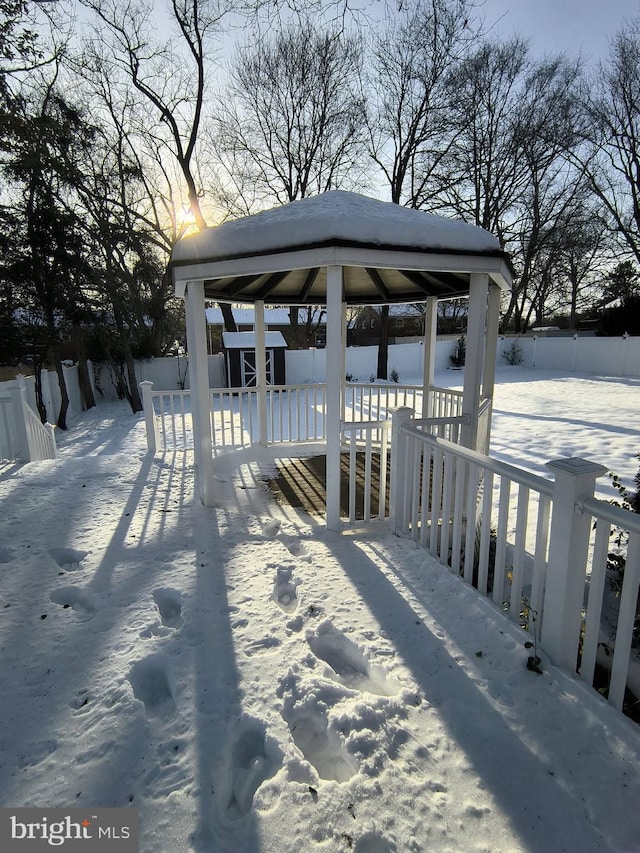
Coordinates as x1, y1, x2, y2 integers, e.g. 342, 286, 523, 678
169, 191, 512, 530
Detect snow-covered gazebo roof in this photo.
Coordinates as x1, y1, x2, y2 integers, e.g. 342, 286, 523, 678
170, 191, 511, 304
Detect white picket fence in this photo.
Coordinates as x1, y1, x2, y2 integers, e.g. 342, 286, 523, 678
389, 410, 640, 716
0, 382, 56, 463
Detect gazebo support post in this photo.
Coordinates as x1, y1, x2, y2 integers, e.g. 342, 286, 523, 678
461, 273, 489, 451
255, 299, 268, 446
482, 284, 501, 401
184, 280, 214, 506
326, 265, 344, 532
421, 295, 438, 419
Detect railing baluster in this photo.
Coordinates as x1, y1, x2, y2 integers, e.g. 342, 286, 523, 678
608, 532, 640, 710
477, 470, 494, 594
493, 478, 511, 607
580, 517, 611, 686
510, 486, 530, 620
364, 430, 372, 523
430, 447, 443, 554
419, 442, 432, 548
440, 451, 455, 566
349, 430, 357, 523
450, 457, 466, 575
530, 494, 551, 623
463, 463, 480, 585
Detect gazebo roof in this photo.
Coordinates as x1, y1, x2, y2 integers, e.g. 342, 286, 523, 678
170, 191, 512, 305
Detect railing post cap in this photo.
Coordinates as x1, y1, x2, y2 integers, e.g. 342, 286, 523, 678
139, 380, 153, 387
390, 406, 414, 418
546, 457, 608, 478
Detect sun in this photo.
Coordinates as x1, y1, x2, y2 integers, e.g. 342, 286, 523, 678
176, 206, 198, 235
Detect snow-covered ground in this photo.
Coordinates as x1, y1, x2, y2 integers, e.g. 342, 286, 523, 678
1, 368, 639, 853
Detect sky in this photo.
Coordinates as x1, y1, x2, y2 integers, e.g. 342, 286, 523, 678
1, 368, 640, 852
480, 0, 639, 61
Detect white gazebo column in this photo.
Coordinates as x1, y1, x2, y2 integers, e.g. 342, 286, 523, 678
482, 283, 501, 402
325, 265, 344, 532
461, 273, 489, 451
254, 299, 268, 446
184, 280, 214, 506
421, 295, 438, 418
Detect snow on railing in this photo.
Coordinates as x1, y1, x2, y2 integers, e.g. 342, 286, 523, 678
389, 410, 640, 719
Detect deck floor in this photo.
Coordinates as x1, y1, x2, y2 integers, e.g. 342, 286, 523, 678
264, 452, 390, 519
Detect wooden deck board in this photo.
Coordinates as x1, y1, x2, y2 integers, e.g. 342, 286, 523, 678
264, 452, 389, 519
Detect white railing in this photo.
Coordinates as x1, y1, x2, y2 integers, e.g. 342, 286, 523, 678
141, 381, 465, 454
341, 420, 391, 524
577, 497, 640, 712
265, 384, 327, 443
389, 411, 640, 718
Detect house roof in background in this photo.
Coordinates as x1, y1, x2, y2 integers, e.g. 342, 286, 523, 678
222, 331, 288, 350
206, 307, 297, 326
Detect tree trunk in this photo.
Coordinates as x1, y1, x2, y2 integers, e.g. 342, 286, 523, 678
376, 306, 390, 380
288, 307, 300, 349
71, 323, 96, 410
121, 334, 143, 413
220, 302, 237, 332
50, 342, 69, 430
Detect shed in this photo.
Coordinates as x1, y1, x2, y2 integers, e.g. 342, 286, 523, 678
222, 331, 287, 387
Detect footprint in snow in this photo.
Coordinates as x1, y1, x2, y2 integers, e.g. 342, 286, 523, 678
355, 833, 397, 853
153, 588, 183, 629
69, 689, 92, 714
0, 546, 14, 563
306, 620, 401, 697
273, 566, 298, 614
128, 655, 175, 720
262, 519, 281, 538
49, 547, 88, 572
223, 718, 281, 820
283, 537, 310, 559
245, 636, 282, 656
49, 587, 98, 620
279, 694, 358, 784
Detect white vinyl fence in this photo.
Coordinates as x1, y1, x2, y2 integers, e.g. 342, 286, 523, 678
0, 381, 56, 463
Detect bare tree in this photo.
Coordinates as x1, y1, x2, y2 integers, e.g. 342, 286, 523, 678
439, 37, 531, 238
366, 0, 476, 377
79, 0, 239, 331
215, 20, 367, 344
215, 21, 367, 214
368, 0, 477, 207
576, 21, 640, 264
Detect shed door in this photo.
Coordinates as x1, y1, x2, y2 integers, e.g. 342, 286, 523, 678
241, 350, 273, 386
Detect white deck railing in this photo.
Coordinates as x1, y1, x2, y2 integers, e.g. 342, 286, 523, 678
141, 381, 463, 453
389, 412, 640, 717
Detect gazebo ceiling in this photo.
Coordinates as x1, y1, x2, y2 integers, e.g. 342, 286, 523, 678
170, 191, 512, 305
